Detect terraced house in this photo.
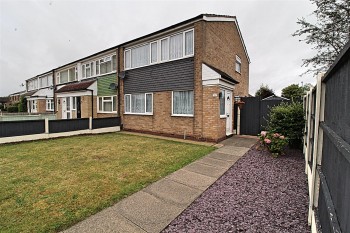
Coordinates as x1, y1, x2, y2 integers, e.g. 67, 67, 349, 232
119, 14, 250, 141
26, 71, 54, 114
19, 14, 249, 142
54, 48, 118, 119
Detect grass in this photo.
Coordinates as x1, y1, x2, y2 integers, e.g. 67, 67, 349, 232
0, 133, 215, 233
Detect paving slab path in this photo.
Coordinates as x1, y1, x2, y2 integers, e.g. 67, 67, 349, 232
62, 135, 257, 233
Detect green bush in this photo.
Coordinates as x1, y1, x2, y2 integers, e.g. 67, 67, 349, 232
18, 96, 27, 112
7, 105, 19, 113
267, 102, 305, 149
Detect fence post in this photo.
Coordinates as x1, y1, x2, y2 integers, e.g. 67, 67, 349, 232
305, 89, 313, 174
89, 117, 92, 130
45, 118, 49, 134
308, 74, 324, 224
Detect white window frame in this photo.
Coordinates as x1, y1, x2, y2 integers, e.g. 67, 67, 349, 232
46, 99, 54, 111
235, 55, 242, 73
56, 67, 77, 84
97, 95, 117, 113
219, 89, 226, 118
95, 54, 117, 76
124, 93, 153, 115
171, 90, 194, 117
150, 41, 158, 64
72, 97, 77, 110
124, 29, 194, 70
31, 100, 37, 111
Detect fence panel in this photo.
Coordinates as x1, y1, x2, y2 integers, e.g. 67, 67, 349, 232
0, 120, 45, 137
304, 41, 350, 233
92, 117, 121, 129
49, 118, 89, 133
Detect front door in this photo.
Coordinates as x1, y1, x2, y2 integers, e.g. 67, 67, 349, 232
76, 97, 81, 118
225, 91, 233, 135
61, 97, 71, 119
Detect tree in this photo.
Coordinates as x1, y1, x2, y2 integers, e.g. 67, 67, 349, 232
18, 96, 27, 112
281, 84, 305, 102
293, 0, 350, 75
255, 84, 275, 99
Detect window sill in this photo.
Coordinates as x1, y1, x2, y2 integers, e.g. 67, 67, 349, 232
98, 111, 118, 114
235, 70, 241, 74
171, 114, 194, 118
220, 115, 226, 119
124, 112, 153, 116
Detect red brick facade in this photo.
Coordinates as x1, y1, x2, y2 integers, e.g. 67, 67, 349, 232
119, 18, 249, 142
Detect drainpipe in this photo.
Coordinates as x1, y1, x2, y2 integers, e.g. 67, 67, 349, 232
117, 48, 120, 117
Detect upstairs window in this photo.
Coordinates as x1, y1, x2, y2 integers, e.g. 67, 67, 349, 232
57, 67, 77, 84
161, 38, 169, 61
125, 29, 194, 70
151, 42, 158, 64
131, 44, 149, 68
82, 62, 94, 78
96, 55, 117, 75
185, 30, 194, 56
235, 55, 242, 73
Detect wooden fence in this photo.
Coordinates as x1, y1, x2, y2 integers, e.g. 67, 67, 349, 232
304, 41, 350, 233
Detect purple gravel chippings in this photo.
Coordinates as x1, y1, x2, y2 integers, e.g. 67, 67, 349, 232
162, 145, 310, 233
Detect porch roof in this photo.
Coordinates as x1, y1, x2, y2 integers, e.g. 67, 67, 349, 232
56, 80, 96, 93
203, 62, 239, 84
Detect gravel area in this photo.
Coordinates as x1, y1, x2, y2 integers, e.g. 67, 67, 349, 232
162, 145, 310, 233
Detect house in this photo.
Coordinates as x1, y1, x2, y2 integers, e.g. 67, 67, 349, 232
25, 71, 54, 114
8, 90, 26, 105
118, 14, 250, 142
0, 97, 9, 110
54, 48, 118, 119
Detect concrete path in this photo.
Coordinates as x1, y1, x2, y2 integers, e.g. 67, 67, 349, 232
62, 135, 257, 233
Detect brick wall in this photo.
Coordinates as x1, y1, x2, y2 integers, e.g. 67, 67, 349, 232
123, 91, 195, 138
37, 99, 46, 113
202, 21, 249, 96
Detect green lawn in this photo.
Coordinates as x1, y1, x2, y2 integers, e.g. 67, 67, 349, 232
0, 133, 215, 233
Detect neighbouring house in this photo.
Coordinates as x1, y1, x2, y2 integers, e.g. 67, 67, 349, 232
8, 90, 26, 105
25, 71, 54, 114
0, 97, 9, 110
118, 14, 250, 141
55, 48, 118, 119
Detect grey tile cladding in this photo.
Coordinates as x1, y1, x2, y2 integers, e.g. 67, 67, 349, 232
124, 58, 194, 93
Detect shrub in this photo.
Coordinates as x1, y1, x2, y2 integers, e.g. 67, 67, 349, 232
267, 102, 305, 148
259, 131, 288, 157
7, 105, 19, 113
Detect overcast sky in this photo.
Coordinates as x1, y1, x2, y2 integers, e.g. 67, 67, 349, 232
0, 0, 317, 96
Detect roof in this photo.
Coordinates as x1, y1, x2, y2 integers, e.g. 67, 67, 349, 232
51, 14, 249, 72
203, 62, 239, 84
23, 90, 36, 97
56, 80, 95, 93
0, 97, 9, 103
261, 95, 290, 101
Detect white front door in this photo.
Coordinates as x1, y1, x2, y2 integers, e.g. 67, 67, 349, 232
62, 98, 67, 119
61, 97, 71, 119
225, 91, 233, 135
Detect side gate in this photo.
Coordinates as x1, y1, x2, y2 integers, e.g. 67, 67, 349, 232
238, 96, 290, 136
